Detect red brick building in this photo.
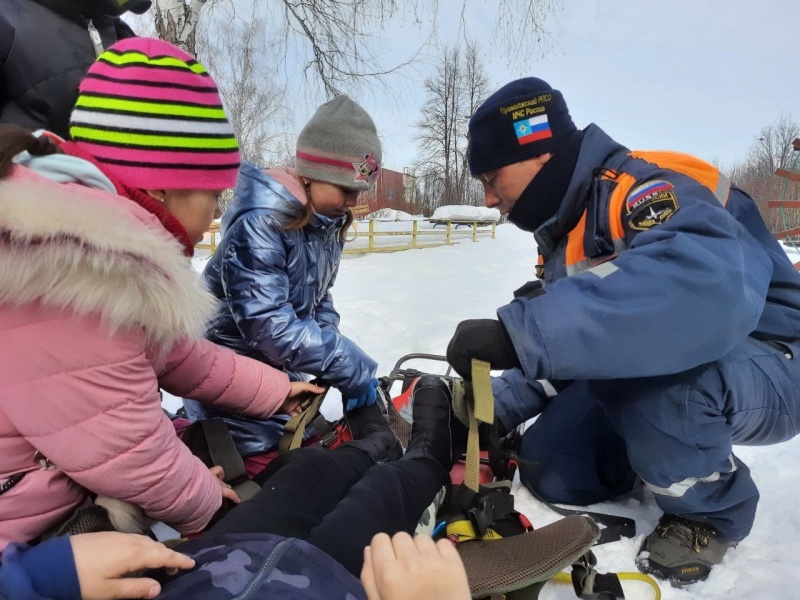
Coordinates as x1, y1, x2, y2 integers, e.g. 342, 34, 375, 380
358, 167, 418, 214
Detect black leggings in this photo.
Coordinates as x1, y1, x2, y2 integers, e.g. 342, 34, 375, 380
207, 444, 448, 575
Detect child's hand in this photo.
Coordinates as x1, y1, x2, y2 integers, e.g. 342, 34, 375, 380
209, 465, 241, 505
71, 532, 194, 599
281, 382, 326, 416
360, 532, 471, 600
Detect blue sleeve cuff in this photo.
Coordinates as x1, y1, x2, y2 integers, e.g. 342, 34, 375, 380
17, 536, 81, 600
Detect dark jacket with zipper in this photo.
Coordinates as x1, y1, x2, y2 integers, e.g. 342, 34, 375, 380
0, 0, 135, 138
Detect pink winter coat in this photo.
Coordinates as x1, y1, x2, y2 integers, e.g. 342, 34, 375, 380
0, 167, 291, 550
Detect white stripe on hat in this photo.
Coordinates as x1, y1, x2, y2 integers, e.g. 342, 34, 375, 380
70, 109, 234, 136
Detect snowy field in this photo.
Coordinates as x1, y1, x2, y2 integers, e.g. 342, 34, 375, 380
182, 223, 800, 600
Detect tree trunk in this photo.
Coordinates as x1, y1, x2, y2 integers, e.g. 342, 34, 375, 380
153, 0, 208, 56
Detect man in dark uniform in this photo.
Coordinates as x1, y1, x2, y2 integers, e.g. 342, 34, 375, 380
447, 76, 800, 585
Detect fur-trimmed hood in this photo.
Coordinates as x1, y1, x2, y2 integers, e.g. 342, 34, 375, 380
0, 166, 217, 347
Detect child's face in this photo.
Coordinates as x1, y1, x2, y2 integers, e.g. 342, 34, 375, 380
307, 181, 360, 217
160, 189, 224, 244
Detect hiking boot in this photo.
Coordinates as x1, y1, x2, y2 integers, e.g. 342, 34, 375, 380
405, 375, 467, 469
636, 514, 735, 585
344, 399, 403, 463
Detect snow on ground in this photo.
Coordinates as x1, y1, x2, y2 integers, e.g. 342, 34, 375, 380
185, 224, 800, 599
780, 240, 800, 265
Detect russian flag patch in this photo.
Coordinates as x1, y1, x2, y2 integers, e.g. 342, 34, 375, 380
513, 115, 552, 145
626, 180, 674, 212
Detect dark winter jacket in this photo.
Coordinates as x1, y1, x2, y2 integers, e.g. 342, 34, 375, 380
186, 162, 377, 455
0, 0, 138, 138
496, 124, 800, 385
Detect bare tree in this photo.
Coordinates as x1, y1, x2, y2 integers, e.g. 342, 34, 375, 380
415, 40, 488, 208
197, 15, 289, 167
416, 46, 460, 206
152, 0, 220, 55
728, 115, 800, 232
270, 0, 417, 97
490, 0, 559, 61
144, 1, 558, 96
747, 114, 799, 178
457, 41, 489, 206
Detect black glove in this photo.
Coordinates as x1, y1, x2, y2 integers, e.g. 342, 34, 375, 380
446, 319, 521, 380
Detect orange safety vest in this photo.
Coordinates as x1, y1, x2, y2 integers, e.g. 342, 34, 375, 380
536, 151, 733, 279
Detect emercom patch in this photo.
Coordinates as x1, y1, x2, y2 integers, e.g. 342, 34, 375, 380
626, 180, 679, 231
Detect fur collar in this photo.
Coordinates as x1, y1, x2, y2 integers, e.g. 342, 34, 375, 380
0, 168, 217, 348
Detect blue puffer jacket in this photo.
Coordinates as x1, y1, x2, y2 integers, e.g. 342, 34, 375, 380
187, 162, 377, 454
497, 124, 800, 384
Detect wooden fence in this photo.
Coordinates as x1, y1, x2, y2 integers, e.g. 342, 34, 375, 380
195, 222, 221, 252
768, 138, 800, 270
343, 219, 496, 254
195, 218, 497, 255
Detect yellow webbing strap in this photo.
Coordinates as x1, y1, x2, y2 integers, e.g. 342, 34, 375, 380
446, 518, 503, 542
464, 359, 495, 492
278, 393, 324, 454
552, 571, 661, 600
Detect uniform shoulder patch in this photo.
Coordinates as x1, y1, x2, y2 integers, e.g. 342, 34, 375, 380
625, 180, 679, 231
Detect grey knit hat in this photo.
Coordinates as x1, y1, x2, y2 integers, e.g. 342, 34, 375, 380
296, 95, 382, 191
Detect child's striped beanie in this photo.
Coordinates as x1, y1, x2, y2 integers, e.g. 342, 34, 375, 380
69, 38, 240, 191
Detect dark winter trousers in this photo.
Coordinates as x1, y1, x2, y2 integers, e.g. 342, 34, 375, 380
496, 337, 800, 542
208, 444, 448, 576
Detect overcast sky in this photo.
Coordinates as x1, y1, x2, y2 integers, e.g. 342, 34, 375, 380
130, 1, 798, 174
355, 0, 799, 173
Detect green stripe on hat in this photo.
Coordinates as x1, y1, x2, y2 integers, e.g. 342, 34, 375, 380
100, 51, 208, 74
74, 95, 226, 120
70, 126, 238, 150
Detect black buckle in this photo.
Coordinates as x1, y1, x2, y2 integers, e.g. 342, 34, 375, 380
467, 490, 515, 538
571, 552, 625, 600
321, 429, 339, 448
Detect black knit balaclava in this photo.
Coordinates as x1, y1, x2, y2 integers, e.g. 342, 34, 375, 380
507, 129, 584, 233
